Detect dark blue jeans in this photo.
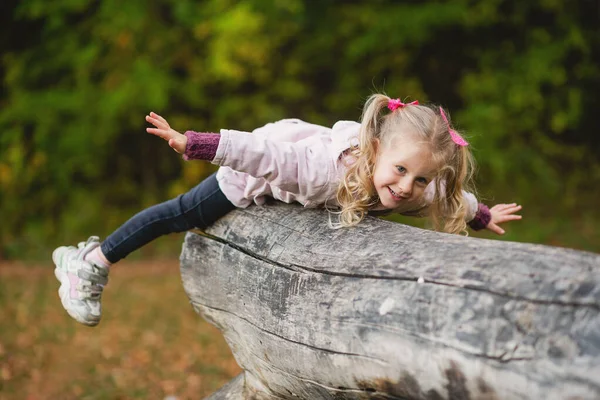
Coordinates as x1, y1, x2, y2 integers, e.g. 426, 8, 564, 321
101, 173, 235, 263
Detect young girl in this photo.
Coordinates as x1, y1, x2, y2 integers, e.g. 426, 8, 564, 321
52, 94, 522, 326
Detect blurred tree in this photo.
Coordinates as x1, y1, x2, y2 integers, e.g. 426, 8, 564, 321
0, 0, 598, 258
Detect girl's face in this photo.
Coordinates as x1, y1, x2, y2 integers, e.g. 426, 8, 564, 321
372, 136, 436, 209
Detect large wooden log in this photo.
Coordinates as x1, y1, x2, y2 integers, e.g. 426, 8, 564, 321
205, 374, 246, 400
179, 202, 600, 400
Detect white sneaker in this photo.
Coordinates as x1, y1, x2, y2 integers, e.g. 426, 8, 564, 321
52, 236, 109, 326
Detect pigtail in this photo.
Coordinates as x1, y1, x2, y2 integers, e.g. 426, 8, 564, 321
450, 145, 476, 234
359, 94, 390, 150
333, 94, 390, 228
429, 108, 476, 235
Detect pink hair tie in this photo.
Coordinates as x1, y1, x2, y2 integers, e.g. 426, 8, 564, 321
439, 107, 468, 146
387, 98, 419, 111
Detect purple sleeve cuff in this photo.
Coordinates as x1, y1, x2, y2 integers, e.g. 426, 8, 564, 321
468, 203, 492, 231
183, 131, 221, 161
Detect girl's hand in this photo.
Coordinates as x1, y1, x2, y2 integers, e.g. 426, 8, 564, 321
486, 203, 522, 235
146, 112, 187, 154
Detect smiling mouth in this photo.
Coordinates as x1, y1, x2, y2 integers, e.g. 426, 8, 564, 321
388, 186, 407, 200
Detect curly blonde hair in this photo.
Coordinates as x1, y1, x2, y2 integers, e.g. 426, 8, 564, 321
334, 94, 476, 235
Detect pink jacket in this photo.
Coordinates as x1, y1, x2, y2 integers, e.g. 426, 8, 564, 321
212, 118, 478, 220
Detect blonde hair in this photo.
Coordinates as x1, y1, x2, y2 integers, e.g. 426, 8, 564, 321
334, 94, 476, 235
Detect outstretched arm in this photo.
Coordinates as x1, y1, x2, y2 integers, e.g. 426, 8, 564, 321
146, 112, 331, 195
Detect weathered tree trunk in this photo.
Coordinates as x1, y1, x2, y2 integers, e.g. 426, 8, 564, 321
179, 203, 600, 400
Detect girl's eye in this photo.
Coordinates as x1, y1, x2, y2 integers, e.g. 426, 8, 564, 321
416, 177, 428, 185
396, 166, 406, 173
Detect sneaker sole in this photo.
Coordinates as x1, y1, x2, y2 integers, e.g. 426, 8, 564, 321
52, 247, 100, 327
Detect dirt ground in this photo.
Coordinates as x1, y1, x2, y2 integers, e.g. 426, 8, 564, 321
0, 261, 241, 399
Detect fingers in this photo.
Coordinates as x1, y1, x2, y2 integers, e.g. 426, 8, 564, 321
491, 203, 517, 210
495, 214, 522, 223
492, 203, 519, 211
150, 111, 168, 125
502, 205, 522, 215
145, 112, 170, 130
146, 127, 172, 140
486, 222, 505, 235
486, 202, 523, 235
145, 111, 173, 139
145, 115, 167, 129
492, 203, 522, 215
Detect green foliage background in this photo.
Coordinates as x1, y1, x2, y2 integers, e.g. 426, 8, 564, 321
1, 0, 599, 259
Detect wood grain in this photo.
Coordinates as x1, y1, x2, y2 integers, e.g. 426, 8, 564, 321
180, 203, 600, 400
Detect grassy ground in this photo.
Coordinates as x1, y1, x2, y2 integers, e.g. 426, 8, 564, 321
0, 260, 241, 400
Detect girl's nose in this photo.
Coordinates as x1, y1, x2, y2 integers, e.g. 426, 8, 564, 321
398, 179, 413, 197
